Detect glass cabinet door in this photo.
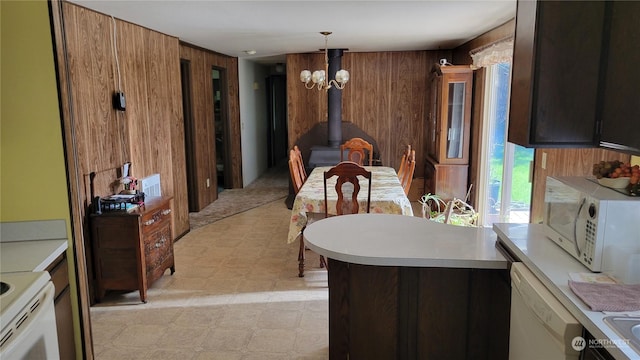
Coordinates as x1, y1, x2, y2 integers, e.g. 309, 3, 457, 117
446, 81, 466, 160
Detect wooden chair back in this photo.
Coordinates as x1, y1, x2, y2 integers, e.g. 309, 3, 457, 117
400, 150, 416, 195
340, 137, 373, 166
397, 144, 412, 181
289, 148, 305, 194
293, 145, 307, 182
323, 161, 372, 217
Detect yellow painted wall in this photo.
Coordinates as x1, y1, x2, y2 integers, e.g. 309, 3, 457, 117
1, 1, 81, 357
0, 1, 69, 219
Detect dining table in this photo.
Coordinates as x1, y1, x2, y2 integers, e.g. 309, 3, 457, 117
287, 165, 414, 244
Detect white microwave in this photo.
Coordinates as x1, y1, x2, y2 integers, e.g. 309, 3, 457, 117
544, 176, 640, 273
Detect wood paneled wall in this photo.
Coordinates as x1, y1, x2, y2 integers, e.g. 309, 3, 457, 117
53, 2, 190, 315
59, 2, 188, 236
287, 50, 450, 176
179, 43, 242, 211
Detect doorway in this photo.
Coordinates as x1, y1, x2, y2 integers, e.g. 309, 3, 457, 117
212, 68, 232, 191
266, 74, 288, 168
478, 62, 534, 226
180, 59, 199, 212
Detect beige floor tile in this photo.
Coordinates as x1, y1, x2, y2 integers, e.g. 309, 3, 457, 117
148, 348, 197, 360
155, 325, 208, 348
95, 346, 154, 360
173, 306, 226, 327
193, 351, 242, 360
246, 328, 297, 353
217, 305, 264, 329
112, 324, 167, 347
299, 309, 329, 330
257, 308, 301, 329
90, 321, 126, 345
201, 328, 252, 351
294, 331, 330, 354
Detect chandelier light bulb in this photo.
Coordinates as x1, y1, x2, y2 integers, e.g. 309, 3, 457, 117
312, 70, 325, 84
300, 70, 312, 83
335, 69, 350, 84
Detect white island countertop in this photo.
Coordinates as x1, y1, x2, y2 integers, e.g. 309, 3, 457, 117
303, 213, 507, 269
494, 223, 639, 360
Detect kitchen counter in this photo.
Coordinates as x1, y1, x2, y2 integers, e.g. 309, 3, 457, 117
494, 223, 638, 360
1, 219, 69, 272
303, 213, 507, 269
1, 239, 68, 272
305, 214, 511, 359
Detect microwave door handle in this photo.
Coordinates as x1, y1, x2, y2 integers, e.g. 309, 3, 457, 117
573, 197, 586, 255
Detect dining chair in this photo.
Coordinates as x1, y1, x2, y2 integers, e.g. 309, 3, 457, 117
289, 148, 305, 194
290, 146, 318, 277
320, 161, 373, 268
400, 149, 416, 195
340, 137, 374, 166
397, 144, 412, 181
293, 145, 307, 182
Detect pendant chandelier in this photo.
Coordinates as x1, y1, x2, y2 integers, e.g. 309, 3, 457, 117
300, 32, 350, 91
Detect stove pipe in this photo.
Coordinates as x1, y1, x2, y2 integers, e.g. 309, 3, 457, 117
327, 49, 344, 148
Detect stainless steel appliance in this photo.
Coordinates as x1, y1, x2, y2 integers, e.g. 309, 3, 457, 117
0, 271, 59, 359
544, 176, 640, 274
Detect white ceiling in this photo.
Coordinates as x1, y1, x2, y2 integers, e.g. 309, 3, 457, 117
70, 0, 516, 64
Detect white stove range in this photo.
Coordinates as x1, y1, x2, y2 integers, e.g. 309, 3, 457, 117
0, 219, 66, 359
1, 271, 50, 325
0, 271, 59, 358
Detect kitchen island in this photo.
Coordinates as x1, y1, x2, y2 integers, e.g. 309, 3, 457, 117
303, 213, 510, 360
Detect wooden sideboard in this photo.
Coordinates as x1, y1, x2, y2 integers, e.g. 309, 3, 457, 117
90, 196, 175, 303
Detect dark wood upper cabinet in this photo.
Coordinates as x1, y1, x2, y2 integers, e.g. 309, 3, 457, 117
599, 1, 640, 155
509, 0, 606, 147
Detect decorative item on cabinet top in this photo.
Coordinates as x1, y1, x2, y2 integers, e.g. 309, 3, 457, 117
88, 163, 165, 214
94, 192, 145, 214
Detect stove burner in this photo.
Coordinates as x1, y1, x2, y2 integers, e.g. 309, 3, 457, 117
0, 281, 10, 296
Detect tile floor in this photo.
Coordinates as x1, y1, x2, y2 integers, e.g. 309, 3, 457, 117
91, 199, 330, 360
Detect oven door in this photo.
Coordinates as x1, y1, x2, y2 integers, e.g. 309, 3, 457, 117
0, 282, 59, 359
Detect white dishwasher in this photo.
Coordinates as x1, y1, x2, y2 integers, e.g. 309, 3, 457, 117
510, 262, 583, 360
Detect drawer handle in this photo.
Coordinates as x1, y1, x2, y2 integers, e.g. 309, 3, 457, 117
154, 237, 166, 248
144, 219, 155, 226
162, 209, 172, 216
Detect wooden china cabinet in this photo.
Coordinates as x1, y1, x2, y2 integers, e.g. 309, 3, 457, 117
424, 64, 473, 201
